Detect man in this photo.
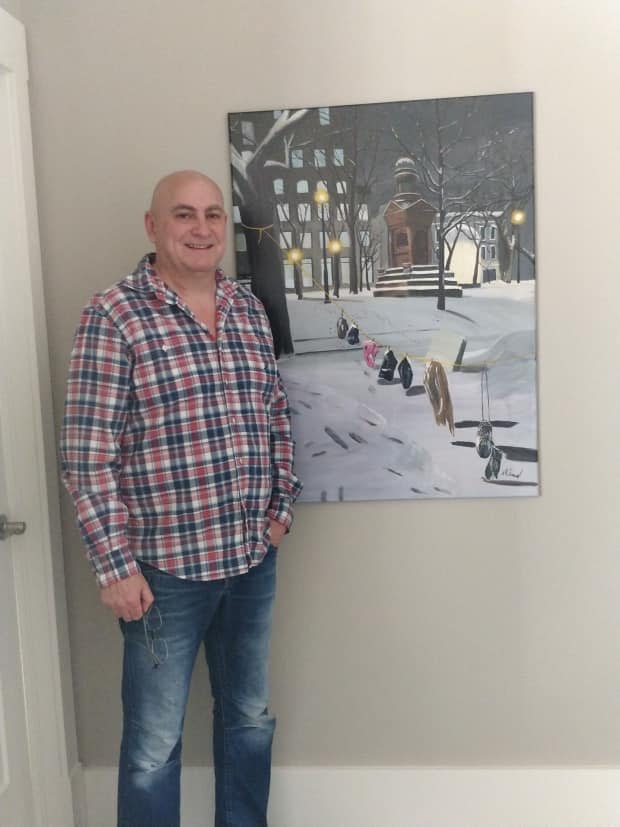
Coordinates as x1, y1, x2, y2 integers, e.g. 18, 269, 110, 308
60, 170, 302, 827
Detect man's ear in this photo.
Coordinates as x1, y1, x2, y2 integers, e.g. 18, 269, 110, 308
144, 211, 156, 243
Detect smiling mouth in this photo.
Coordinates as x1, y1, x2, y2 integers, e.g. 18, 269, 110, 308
185, 242, 213, 249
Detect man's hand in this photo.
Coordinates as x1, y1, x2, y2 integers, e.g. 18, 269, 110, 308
100, 572, 154, 621
268, 519, 286, 549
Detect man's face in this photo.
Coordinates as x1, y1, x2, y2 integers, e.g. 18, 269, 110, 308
145, 174, 228, 280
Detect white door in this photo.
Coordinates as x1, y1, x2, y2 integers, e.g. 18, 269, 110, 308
0, 33, 36, 826
0, 455, 35, 823
0, 9, 74, 827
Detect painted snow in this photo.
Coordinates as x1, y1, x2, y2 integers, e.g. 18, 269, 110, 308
279, 282, 538, 502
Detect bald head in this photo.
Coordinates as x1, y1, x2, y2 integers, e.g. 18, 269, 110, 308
149, 170, 224, 217
144, 170, 228, 283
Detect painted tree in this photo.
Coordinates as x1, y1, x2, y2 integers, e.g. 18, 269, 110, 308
314, 107, 382, 295
459, 212, 495, 284
483, 126, 534, 281
357, 221, 379, 291
392, 97, 505, 309
273, 189, 313, 300
229, 109, 309, 355
431, 126, 534, 286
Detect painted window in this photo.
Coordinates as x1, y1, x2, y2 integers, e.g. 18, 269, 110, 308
241, 121, 255, 147
298, 203, 312, 222
284, 263, 295, 289
302, 259, 314, 287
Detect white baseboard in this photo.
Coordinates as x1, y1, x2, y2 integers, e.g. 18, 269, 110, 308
82, 765, 620, 827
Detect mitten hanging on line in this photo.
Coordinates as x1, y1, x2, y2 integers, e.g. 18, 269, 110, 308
379, 349, 398, 381
397, 357, 413, 389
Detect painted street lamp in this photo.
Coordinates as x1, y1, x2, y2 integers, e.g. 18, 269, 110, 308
327, 237, 342, 298
286, 247, 303, 265
313, 187, 331, 303
286, 247, 304, 300
510, 208, 526, 284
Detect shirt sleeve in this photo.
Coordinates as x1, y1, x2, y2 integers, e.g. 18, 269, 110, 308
59, 304, 139, 587
266, 368, 303, 531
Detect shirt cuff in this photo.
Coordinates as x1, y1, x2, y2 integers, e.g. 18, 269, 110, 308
93, 551, 140, 589
266, 499, 294, 533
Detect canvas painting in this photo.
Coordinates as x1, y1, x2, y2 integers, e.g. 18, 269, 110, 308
228, 92, 538, 502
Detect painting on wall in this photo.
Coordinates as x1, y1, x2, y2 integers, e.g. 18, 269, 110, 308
228, 92, 538, 502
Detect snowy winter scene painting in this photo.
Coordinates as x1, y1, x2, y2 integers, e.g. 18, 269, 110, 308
228, 92, 538, 502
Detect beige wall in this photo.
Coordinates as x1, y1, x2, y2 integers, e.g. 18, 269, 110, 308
1, 0, 21, 20
20, 0, 620, 767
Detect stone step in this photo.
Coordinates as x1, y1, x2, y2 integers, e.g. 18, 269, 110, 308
375, 277, 460, 288
376, 271, 456, 284
380, 265, 456, 274
373, 285, 464, 298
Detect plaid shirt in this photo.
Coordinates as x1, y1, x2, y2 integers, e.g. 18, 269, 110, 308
60, 254, 302, 587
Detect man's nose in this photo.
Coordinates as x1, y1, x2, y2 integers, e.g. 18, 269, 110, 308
191, 215, 210, 235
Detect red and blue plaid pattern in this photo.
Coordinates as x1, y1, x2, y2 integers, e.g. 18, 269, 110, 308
61, 254, 302, 587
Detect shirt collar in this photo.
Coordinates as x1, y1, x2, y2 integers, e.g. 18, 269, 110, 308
123, 253, 238, 307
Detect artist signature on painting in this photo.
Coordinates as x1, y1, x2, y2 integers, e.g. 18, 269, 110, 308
501, 466, 523, 479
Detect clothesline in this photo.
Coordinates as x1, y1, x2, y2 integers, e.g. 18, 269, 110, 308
237, 220, 535, 372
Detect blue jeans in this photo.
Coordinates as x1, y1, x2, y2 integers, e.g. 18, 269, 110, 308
117, 546, 278, 827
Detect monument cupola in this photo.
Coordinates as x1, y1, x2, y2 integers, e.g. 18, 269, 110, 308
394, 157, 420, 198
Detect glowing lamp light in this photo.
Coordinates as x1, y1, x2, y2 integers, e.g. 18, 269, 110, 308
510, 208, 526, 284
327, 238, 342, 255
313, 188, 329, 205
286, 247, 303, 265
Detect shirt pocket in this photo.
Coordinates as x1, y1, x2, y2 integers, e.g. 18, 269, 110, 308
131, 336, 211, 415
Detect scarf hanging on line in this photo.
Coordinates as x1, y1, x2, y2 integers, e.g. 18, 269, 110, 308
423, 360, 455, 435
